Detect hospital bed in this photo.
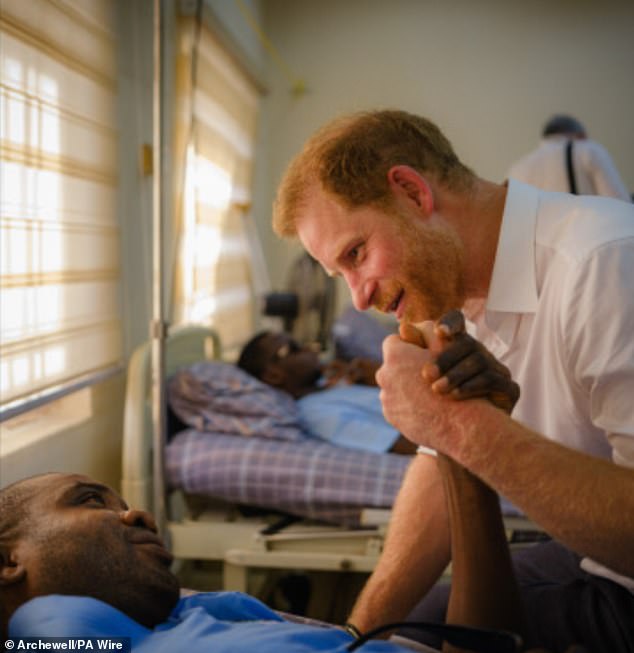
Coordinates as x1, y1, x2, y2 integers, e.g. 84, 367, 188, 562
121, 324, 412, 592
121, 324, 544, 593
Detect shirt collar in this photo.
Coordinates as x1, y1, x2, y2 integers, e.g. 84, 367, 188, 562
487, 178, 539, 314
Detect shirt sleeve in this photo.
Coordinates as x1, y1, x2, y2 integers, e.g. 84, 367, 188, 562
561, 238, 634, 467
582, 141, 631, 201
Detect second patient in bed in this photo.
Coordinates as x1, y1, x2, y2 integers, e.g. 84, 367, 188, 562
237, 330, 416, 455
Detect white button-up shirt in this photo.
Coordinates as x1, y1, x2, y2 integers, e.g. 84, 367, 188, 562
468, 180, 634, 590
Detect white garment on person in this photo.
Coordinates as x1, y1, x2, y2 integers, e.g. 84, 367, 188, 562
465, 179, 634, 591
507, 136, 631, 201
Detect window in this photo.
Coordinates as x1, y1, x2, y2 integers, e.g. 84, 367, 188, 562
0, 0, 121, 418
171, 16, 260, 357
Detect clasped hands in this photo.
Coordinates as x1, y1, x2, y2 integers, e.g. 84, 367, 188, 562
376, 309, 519, 452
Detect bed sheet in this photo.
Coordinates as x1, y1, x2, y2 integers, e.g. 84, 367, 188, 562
165, 428, 411, 527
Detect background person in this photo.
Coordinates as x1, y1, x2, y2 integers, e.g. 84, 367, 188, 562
507, 113, 631, 200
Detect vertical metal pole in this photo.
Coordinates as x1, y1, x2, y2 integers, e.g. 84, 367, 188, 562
151, 0, 168, 536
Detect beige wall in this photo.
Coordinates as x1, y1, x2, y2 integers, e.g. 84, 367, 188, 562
252, 0, 634, 291
0, 375, 126, 491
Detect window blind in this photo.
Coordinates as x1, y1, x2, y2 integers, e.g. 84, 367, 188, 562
0, 0, 122, 413
171, 16, 260, 356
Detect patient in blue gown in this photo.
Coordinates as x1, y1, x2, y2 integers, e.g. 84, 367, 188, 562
0, 472, 416, 652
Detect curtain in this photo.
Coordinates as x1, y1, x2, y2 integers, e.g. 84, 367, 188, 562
0, 0, 121, 412
171, 16, 260, 357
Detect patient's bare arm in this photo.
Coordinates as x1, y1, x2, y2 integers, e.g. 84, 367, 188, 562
438, 455, 526, 652
401, 314, 526, 651
348, 311, 522, 634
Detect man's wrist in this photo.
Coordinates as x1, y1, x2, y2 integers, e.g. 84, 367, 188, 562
414, 398, 505, 463
441, 398, 509, 466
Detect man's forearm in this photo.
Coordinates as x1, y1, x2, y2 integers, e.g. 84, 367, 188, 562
348, 454, 451, 631
438, 400, 634, 577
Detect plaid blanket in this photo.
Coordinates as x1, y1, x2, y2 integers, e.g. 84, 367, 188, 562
165, 429, 411, 526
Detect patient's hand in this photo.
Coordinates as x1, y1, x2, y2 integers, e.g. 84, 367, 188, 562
401, 310, 520, 414
343, 358, 381, 386
323, 358, 380, 387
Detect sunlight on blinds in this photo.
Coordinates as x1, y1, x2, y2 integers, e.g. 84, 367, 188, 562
172, 17, 260, 355
0, 0, 121, 411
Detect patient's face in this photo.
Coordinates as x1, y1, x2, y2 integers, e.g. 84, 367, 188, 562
259, 333, 322, 398
16, 473, 179, 628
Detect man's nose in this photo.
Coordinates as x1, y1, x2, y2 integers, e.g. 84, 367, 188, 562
120, 508, 158, 532
345, 271, 370, 311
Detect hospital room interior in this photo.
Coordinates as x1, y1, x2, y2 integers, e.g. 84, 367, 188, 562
1, 0, 633, 635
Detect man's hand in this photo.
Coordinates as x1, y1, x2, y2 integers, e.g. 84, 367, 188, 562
376, 334, 449, 449
376, 309, 520, 450
402, 310, 520, 414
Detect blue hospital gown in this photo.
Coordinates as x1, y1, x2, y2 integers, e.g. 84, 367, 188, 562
9, 592, 412, 652
297, 385, 399, 454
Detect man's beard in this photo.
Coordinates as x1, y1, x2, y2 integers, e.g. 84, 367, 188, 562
390, 213, 465, 323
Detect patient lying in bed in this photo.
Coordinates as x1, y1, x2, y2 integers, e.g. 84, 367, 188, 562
164, 327, 524, 528
2, 472, 530, 653
165, 330, 419, 526
166, 357, 412, 526
0, 473, 415, 652
236, 330, 416, 455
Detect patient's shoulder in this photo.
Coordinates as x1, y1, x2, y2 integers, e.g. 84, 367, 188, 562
9, 595, 147, 638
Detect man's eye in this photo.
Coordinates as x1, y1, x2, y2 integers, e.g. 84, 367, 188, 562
347, 244, 362, 262
80, 492, 106, 506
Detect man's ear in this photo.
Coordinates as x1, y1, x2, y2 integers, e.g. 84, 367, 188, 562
387, 165, 434, 215
0, 549, 26, 587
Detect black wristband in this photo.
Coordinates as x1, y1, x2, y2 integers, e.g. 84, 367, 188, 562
344, 622, 362, 640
